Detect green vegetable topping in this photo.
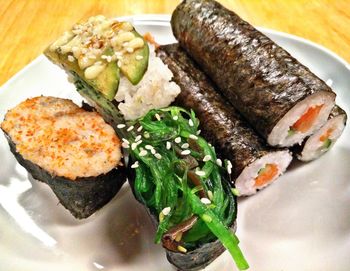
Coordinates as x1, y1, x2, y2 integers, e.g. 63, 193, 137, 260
323, 138, 332, 149
126, 107, 248, 270
287, 127, 296, 137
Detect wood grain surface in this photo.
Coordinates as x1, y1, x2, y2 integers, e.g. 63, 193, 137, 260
0, 0, 349, 86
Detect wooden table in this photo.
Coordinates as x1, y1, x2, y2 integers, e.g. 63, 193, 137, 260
1, 0, 349, 86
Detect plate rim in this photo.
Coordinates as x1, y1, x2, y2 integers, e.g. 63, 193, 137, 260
1, 14, 349, 93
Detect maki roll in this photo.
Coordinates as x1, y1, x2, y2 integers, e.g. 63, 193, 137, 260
1, 96, 126, 219
157, 44, 292, 196
171, 0, 336, 147
294, 105, 347, 161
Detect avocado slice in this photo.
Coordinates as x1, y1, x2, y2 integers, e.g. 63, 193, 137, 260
120, 31, 149, 85
45, 46, 120, 101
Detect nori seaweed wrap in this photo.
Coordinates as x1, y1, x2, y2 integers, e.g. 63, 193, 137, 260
171, 0, 336, 147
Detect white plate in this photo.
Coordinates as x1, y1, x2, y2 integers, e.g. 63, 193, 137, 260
1, 15, 350, 271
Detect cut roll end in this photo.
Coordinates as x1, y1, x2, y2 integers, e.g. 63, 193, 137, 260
268, 91, 335, 147
298, 114, 346, 161
235, 150, 292, 196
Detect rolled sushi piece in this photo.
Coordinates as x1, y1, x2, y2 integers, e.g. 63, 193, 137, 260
294, 105, 347, 161
44, 15, 180, 134
1, 96, 126, 219
171, 0, 336, 147
157, 44, 292, 196
125, 107, 248, 270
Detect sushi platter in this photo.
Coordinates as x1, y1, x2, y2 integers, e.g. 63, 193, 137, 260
0, 1, 350, 270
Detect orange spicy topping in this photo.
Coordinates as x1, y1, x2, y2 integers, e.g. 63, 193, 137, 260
292, 105, 324, 133
143, 32, 159, 48
254, 164, 279, 187
319, 127, 334, 142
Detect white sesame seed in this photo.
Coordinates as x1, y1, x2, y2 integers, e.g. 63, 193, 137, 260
166, 141, 171, 150
189, 134, 198, 140
155, 113, 161, 121
207, 190, 214, 200
126, 47, 134, 53
135, 135, 142, 142
117, 124, 126, 129
155, 153, 162, 159
135, 55, 143, 60
216, 159, 222, 167
122, 42, 129, 47
181, 150, 191, 155
175, 137, 181, 144
189, 119, 194, 127
116, 55, 123, 60
117, 60, 122, 68
196, 130, 201, 135
162, 207, 171, 216
121, 142, 130, 148
139, 149, 148, 157
122, 138, 129, 144
227, 166, 232, 175
101, 55, 108, 59
145, 145, 154, 150
203, 155, 212, 162
131, 161, 139, 168
68, 55, 75, 62
115, 51, 123, 56
227, 160, 232, 168
131, 143, 137, 150
127, 125, 134, 132
173, 116, 179, 121
136, 140, 142, 146
137, 126, 143, 132
181, 143, 189, 149
144, 132, 150, 138
150, 148, 156, 154
201, 197, 211, 205
195, 170, 206, 177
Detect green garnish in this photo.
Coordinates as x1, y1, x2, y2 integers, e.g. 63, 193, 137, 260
127, 107, 248, 270
287, 127, 296, 137
323, 138, 332, 149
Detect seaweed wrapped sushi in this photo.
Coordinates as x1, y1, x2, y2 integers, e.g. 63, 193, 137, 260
1, 96, 126, 219
157, 44, 292, 196
171, 0, 336, 147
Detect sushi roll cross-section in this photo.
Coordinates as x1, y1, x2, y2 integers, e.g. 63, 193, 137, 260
1, 96, 126, 219
157, 44, 292, 196
295, 105, 347, 161
171, 0, 336, 147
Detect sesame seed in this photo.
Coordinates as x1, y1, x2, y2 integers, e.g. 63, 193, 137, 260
216, 159, 222, 167
144, 132, 150, 138
139, 149, 148, 157
122, 42, 129, 47
126, 47, 134, 53
137, 126, 143, 132
166, 141, 171, 150
227, 160, 233, 174
181, 143, 189, 149
150, 148, 156, 154
203, 155, 212, 162
162, 207, 171, 215
189, 119, 194, 127
173, 116, 179, 121
189, 134, 198, 140
195, 170, 206, 177
117, 60, 122, 68
196, 130, 201, 135
145, 145, 154, 150
177, 245, 187, 253
131, 143, 137, 150
207, 190, 214, 200
155, 113, 161, 121
131, 161, 139, 168
122, 138, 129, 144
155, 153, 162, 159
201, 198, 211, 205
127, 125, 134, 132
68, 55, 75, 62
101, 55, 108, 59
117, 124, 126, 129
135, 135, 142, 142
175, 137, 181, 144
181, 150, 191, 156
227, 167, 232, 174
121, 142, 130, 148
135, 55, 143, 60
